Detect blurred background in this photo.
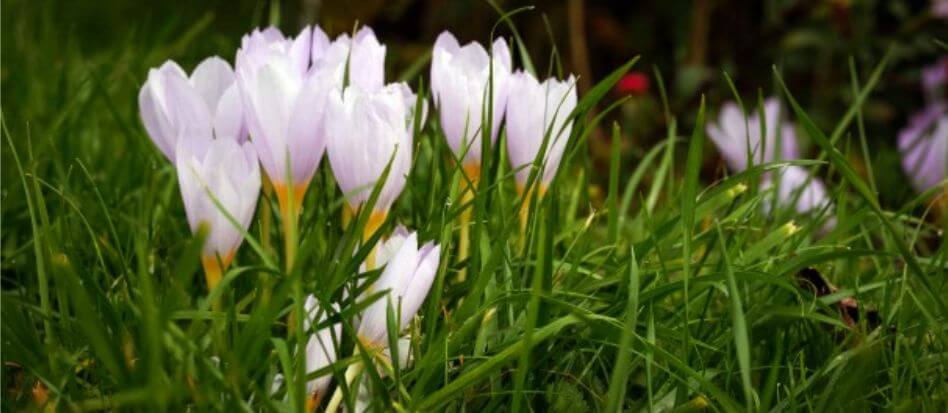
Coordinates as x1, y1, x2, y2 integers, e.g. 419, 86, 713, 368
3, 0, 946, 207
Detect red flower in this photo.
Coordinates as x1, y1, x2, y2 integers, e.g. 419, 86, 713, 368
616, 72, 649, 95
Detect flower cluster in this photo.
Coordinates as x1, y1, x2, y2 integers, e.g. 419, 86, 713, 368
139, 57, 260, 287
431, 31, 578, 188
139, 25, 577, 408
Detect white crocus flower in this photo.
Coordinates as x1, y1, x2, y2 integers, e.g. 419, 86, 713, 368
761, 165, 835, 230
236, 26, 330, 212
139, 57, 246, 162
175, 137, 261, 288
326, 83, 422, 216
430, 31, 512, 177
706, 97, 799, 172
899, 59, 947, 194
312, 26, 386, 91
325, 230, 438, 412
505, 71, 578, 191
899, 105, 948, 193
356, 232, 440, 348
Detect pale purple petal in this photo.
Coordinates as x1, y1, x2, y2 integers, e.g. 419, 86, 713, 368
190, 56, 235, 114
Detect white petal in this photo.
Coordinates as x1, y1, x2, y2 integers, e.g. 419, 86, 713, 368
175, 138, 260, 257
190, 56, 235, 114
213, 84, 247, 142
286, 71, 331, 184
398, 243, 440, 328
304, 295, 340, 396
357, 233, 419, 345
139, 73, 175, 161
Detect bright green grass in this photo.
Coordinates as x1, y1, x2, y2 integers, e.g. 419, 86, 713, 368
2, 3, 947, 412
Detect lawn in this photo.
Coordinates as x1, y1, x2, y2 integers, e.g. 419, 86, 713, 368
2, 1, 946, 412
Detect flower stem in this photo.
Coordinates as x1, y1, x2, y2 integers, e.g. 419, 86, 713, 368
202, 256, 224, 292
201, 253, 232, 311
324, 361, 364, 413
457, 190, 472, 282
517, 185, 531, 253
274, 180, 309, 409
275, 182, 306, 272
259, 176, 275, 305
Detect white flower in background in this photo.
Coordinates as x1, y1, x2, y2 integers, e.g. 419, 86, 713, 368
430, 31, 512, 174
236, 26, 330, 208
139, 57, 246, 162
505, 71, 578, 188
934, 0, 948, 19
706, 97, 800, 172
311, 26, 386, 91
900, 58, 948, 194
357, 232, 440, 348
303, 295, 340, 404
761, 166, 835, 229
175, 137, 261, 285
899, 104, 948, 193
325, 83, 424, 215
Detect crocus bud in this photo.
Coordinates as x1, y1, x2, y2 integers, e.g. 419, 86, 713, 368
505, 71, 578, 188
139, 57, 246, 162
357, 232, 440, 347
175, 137, 261, 277
706, 98, 799, 172
312, 26, 386, 91
761, 166, 835, 229
898, 103, 947, 193
236, 26, 328, 203
326, 83, 422, 215
303, 295, 340, 401
430, 31, 512, 172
